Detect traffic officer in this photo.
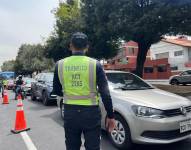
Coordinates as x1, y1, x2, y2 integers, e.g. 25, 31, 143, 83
53, 32, 115, 150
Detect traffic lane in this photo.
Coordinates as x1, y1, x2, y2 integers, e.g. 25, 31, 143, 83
1, 90, 191, 150
0, 91, 27, 150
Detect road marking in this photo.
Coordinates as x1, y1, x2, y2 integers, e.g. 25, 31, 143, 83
20, 131, 37, 150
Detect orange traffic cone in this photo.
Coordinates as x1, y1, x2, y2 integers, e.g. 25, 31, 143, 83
11, 94, 30, 134
2, 90, 9, 104
17, 94, 22, 101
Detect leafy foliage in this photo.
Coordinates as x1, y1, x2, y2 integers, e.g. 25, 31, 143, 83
81, 0, 119, 59
14, 44, 54, 75
83, 0, 191, 77
45, 0, 82, 62
1, 60, 15, 72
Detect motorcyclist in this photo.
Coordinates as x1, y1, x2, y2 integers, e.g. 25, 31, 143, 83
15, 75, 24, 100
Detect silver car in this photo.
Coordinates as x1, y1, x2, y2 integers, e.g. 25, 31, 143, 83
169, 70, 191, 85
57, 70, 191, 149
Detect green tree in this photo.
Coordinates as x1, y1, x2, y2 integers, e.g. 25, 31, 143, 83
82, 0, 191, 77
15, 44, 54, 75
81, 0, 119, 60
1, 60, 15, 71
45, 0, 82, 62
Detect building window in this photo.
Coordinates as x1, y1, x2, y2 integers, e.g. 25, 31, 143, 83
128, 47, 135, 55
144, 67, 153, 73
170, 66, 178, 71
157, 65, 167, 72
155, 52, 169, 59
174, 50, 183, 56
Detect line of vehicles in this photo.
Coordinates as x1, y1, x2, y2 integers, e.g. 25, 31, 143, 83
1, 70, 191, 149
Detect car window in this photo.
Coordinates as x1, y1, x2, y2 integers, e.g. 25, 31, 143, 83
181, 71, 189, 76
106, 73, 153, 90
39, 74, 45, 81
34, 74, 39, 81
187, 70, 191, 75
44, 74, 53, 82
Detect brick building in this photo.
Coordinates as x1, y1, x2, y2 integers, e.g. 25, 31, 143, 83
105, 41, 171, 79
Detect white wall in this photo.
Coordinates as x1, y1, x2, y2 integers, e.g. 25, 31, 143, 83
150, 41, 190, 71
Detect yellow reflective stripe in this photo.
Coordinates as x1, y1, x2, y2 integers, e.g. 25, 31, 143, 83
65, 99, 94, 106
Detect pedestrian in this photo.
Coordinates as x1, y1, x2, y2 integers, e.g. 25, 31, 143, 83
0, 76, 2, 94
1, 77, 6, 97
2, 78, 8, 90
53, 32, 115, 150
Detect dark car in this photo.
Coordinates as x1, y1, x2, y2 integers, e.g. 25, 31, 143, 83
169, 70, 191, 85
31, 73, 57, 105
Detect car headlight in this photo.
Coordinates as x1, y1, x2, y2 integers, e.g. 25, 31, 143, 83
132, 105, 166, 119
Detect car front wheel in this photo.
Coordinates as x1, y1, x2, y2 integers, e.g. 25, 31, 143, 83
31, 91, 36, 101
108, 114, 132, 150
171, 79, 179, 85
42, 91, 49, 106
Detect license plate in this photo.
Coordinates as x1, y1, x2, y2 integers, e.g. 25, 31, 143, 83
180, 119, 191, 133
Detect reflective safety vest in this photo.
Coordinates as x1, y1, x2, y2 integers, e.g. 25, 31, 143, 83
3, 80, 8, 86
58, 56, 99, 106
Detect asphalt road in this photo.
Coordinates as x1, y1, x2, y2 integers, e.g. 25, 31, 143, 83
1, 90, 191, 150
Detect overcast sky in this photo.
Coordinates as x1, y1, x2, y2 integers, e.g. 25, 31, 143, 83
0, 0, 59, 68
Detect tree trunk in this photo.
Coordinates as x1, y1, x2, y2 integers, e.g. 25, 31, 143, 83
135, 41, 151, 78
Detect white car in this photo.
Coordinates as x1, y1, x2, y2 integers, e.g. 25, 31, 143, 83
23, 78, 36, 95
57, 70, 191, 149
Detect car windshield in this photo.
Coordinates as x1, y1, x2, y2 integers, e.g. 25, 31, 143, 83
106, 72, 153, 90
45, 74, 53, 83
23, 78, 35, 84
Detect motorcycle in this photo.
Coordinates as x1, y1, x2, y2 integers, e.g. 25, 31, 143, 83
15, 85, 26, 100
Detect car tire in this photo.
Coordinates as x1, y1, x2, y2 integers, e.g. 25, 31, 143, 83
42, 91, 49, 106
31, 91, 36, 101
60, 103, 64, 120
171, 79, 179, 85
108, 114, 132, 150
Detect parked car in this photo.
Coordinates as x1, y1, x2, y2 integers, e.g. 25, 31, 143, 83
169, 70, 191, 85
57, 70, 191, 149
31, 73, 56, 105
23, 77, 36, 95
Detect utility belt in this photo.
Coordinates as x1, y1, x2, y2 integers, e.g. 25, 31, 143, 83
64, 104, 99, 109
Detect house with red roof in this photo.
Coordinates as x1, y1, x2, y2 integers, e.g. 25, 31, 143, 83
105, 41, 171, 79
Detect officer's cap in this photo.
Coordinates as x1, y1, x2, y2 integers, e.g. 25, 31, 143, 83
71, 32, 88, 49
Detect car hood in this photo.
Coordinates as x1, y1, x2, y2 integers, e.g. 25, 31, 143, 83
170, 75, 179, 79
110, 88, 191, 110
24, 84, 31, 88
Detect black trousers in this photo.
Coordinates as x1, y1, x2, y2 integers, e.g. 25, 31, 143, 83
63, 105, 101, 150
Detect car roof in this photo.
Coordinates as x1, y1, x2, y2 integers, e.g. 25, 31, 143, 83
105, 70, 130, 73
37, 72, 53, 76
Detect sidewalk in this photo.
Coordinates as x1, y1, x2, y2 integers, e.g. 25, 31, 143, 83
146, 79, 169, 85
